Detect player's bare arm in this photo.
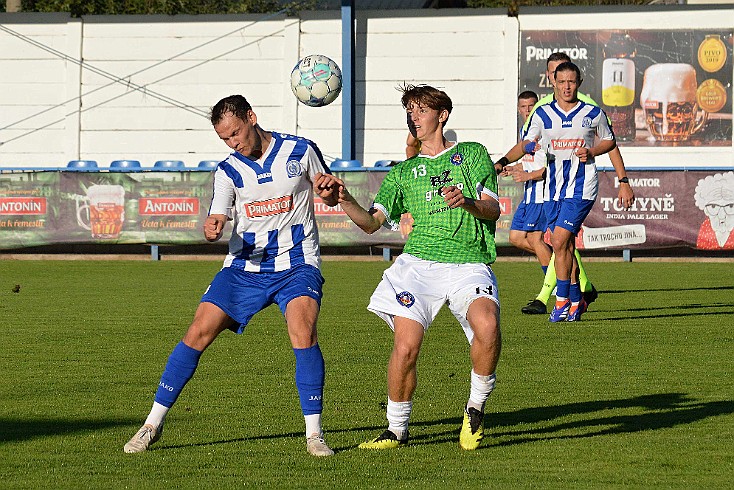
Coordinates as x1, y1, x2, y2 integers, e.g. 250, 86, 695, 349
442, 185, 500, 221
495, 140, 529, 173
204, 214, 226, 242
506, 165, 545, 183
313, 172, 341, 207
337, 185, 386, 234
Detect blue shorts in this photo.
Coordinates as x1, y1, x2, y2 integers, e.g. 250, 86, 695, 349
201, 264, 324, 334
544, 198, 595, 234
510, 201, 547, 233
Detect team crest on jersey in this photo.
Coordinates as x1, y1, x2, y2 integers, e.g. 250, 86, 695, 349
396, 291, 415, 308
286, 160, 303, 178
582, 117, 592, 128
450, 152, 463, 166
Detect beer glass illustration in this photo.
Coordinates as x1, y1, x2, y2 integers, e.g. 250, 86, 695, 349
640, 63, 708, 142
76, 184, 126, 238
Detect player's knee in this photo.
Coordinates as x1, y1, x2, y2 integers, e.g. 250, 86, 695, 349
392, 341, 421, 365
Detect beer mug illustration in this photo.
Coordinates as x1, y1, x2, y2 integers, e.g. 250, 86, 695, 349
75, 184, 125, 239
640, 63, 708, 142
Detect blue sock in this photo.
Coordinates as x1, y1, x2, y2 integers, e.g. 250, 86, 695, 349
154, 341, 202, 408
570, 283, 582, 303
541, 266, 548, 275
293, 344, 325, 416
556, 279, 571, 300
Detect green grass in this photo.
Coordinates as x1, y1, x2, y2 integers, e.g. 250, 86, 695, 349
0, 259, 732, 488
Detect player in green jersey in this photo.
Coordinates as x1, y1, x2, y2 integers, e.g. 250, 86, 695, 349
336, 85, 502, 450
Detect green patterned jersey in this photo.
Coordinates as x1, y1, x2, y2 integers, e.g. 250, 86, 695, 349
373, 141, 498, 264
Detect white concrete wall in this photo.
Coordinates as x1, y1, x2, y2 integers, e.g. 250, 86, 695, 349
0, 6, 731, 170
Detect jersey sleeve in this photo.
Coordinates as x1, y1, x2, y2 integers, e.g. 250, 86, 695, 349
469, 144, 498, 201
595, 108, 615, 141
372, 168, 405, 231
208, 165, 236, 217
304, 139, 332, 181
524, 110, 543, 143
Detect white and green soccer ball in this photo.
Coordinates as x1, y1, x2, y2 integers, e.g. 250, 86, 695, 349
290, 55, 342, 107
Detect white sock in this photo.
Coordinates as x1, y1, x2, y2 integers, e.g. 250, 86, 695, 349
144, 401, 169, 429
305, 413, 322, 438
386, 398, 412, 440
467, 371, 496, 412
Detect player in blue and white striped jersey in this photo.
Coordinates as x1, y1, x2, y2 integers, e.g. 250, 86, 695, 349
523, 62, 616, 322
124, 95, 341, 457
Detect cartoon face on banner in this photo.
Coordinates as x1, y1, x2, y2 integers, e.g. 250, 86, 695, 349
694, 172, 734, 249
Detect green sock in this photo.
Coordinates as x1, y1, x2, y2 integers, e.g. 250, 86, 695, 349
574, 249, 592, 293
536, 254, 557, 305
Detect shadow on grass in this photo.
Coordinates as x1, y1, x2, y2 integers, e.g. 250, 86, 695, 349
157, 393, 733, 452
599, 285, 734, 295
405, 392, 734, 449
0, 417, 140, 443
588, 303, 734, 321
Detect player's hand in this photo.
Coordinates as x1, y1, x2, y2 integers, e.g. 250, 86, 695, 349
204, 214, 226, 242
618, 183, 635, 210
575, 147, 592, 163
313, 172, 341, 205
504, 164, 527, 182
442, 185, 467, 209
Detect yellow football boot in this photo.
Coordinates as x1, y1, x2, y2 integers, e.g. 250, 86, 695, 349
459, 407, 484, 450
358, 429, 408, 449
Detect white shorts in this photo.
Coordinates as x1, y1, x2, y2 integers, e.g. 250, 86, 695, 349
367, 253, 500, 344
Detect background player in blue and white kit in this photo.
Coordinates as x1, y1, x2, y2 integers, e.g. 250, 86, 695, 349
502, 91, 553, 314
124, 95, 341, 457
517, 62, 623, 322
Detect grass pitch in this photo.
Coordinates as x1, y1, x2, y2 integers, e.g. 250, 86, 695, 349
0, 258, 732, 488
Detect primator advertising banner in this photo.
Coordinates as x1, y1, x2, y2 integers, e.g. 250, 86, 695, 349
520, 29, 733, 150
1, 170, 732, 252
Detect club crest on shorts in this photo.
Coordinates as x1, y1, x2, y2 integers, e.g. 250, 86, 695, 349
450, 152, 463, 166
286, 160, 303, 178
396, 291, 415, 308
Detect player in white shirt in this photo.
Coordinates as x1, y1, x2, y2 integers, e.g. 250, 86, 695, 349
502, 91, 553, 313
124, 95, 341, 457
507, 62, 620, 322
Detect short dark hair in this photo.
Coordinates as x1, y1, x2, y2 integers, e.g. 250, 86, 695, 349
546, 52, 572, 67
518, 90, 538, 102
554, 61, 582, 83
210, 95, 252, 126
399, 83, 453, 124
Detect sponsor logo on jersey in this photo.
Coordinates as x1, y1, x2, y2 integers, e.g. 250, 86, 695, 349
551, 139, 584, 150
139, 198, 199, 215
286, 159, 303, 178
451, 152, 463, 166
582, 116, 592, 128
245, 195, 293, 218
257, 172, 273, 181
396, 291, 415, 308
430, 170, 453, 187
0, 197, 47, 215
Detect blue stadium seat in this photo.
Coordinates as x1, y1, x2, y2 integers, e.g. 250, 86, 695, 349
66, 160, 98, 170
373, 160, 394, 168
198, 160, 220, 169
330, 159, 363, 171
154, 159, 186, 170
109, 159, 142, 171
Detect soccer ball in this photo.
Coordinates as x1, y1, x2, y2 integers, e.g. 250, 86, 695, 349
290, 55, 342, 107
